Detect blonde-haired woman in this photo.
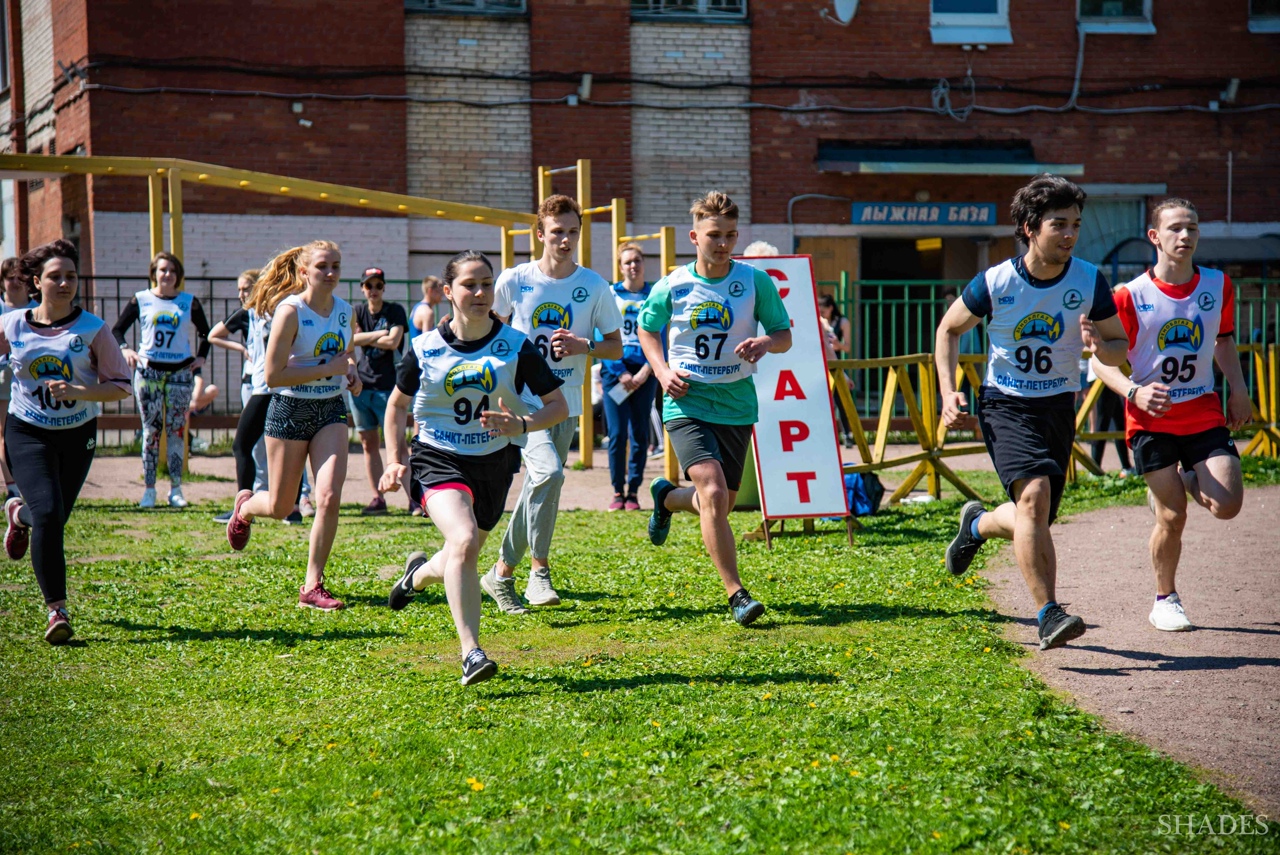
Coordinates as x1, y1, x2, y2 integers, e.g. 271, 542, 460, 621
226, 241, 360, 611
112, 251, 212, 508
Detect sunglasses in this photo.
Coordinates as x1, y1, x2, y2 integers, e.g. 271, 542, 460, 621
363, 281, 385, 290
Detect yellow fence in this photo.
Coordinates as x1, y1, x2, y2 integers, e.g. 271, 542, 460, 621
829, 345, 1280, 504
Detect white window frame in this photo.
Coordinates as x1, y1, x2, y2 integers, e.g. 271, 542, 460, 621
929, 0, 1012, 45
1078, 0, 1155, 34
1250, 0, 1280, 33
631, 1, 748, 21
404, 0, 527, 14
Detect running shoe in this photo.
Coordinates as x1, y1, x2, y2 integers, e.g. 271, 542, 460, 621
946, 500, 986, 576
361, 495, 388, 516
461, 647, 498, 686
168, 486, 188, 508
624, 494, 641, 512
729, 588, 765, 626
1149, 592, 1193, 631
213, 509, 233, 524
298, 583, 345, 611
608, 494, 625, 512
525, 567, 561, 607
226, 489, 254, 551
299, 496, 316, 518
648, 478, 677, 546
1037, 605, 1086, 650
480, 567, 530, 615
410, 502, 424, 517
283, 507, 304, 525
139, 487, 157, 509
389, 551, 428, 611
5, 496, 29, 561
45, 606, 73, 645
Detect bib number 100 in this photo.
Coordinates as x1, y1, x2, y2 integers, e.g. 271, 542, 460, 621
1014, 345, 1053, 374
33, 385, 74, 411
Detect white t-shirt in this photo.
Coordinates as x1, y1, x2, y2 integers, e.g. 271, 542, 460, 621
493, 261, 621, 417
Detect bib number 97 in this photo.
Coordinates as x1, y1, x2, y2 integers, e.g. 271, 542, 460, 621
1014, 345, 1053, 374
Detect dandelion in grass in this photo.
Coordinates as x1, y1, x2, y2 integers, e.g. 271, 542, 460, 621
761, 692, 772, 700
984, 646, 992, 653
932, 831, 942, 840
189, 812, 201, 821
467, 777, 485, 792
1059, 821, 1071, 830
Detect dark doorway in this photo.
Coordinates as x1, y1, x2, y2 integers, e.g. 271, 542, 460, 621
860, 238, 944, 280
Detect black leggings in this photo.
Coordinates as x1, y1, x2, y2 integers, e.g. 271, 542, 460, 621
4, 416, 97, 605
233, 394, 271, 491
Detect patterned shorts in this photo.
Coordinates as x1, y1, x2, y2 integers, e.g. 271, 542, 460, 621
265, 394, 349, 442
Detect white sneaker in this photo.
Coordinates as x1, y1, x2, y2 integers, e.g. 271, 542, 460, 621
299, 496, 316, 518
1149, 592, 1193, 631
525, 567, 562, 607
139, 487, 157, 509
168, 486, 188, 508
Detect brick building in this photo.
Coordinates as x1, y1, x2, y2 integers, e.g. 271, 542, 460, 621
1, 0, 1278, 287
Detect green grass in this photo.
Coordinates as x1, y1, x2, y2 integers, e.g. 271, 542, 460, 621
2, 466, 1278, 853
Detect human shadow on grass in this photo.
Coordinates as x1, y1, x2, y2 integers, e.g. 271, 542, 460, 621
1058, 645, 1280, 676
769, 601, 1013, 627
99, 618, 398, 645
486, 669, 840, 698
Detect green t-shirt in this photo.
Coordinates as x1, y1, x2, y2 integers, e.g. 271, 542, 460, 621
639, 261, 790, 426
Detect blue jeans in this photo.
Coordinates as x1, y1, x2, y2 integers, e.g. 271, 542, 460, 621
602, 374, 658, 496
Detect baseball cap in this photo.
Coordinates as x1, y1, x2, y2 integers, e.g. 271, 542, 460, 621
361, 267, 386, 285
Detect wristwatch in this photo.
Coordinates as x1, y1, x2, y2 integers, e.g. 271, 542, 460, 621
587, 339, 596, 353
1126, 384, 1140, 402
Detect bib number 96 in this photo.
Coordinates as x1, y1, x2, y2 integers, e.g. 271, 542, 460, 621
1014, 345, 1053, 375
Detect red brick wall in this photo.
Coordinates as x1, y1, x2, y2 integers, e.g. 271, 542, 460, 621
529, 0, 631, 209
80, 0, 406, 217
750, 1, 1280, 223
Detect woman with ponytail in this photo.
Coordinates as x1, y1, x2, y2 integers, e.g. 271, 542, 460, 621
225, 241, 360, 611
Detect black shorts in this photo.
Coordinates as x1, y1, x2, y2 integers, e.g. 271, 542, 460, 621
409, 440, 521, 532
264, 395, 349, 442
1130, 426, 1239, 475
665, 418, 754, 491
977, 387, 1076, 524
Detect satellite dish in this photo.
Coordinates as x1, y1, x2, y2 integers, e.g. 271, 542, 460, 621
821, 0, 858, 26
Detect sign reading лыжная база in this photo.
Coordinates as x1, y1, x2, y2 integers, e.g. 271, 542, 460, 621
852, 203, 996, 225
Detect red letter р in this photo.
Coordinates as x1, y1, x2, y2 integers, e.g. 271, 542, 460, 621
780, 420, 810, 452
775, 370, 806, 401
787, 471, 817, 503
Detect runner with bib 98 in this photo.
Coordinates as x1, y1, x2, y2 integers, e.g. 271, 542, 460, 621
935, 175, 1130, 651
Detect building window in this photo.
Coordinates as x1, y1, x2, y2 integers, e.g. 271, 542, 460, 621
631, 1, 748, 22
930, 0, 1012, 44
0, 9, 8, 92
1250, 0, 1280, 32
404, 0, 527, 14
1078, 0, 1155, 33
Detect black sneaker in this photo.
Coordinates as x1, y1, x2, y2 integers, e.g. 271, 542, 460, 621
1038, 605, 1086, 650
213, 509, 234, 524
389, 551, 428, 611
729, 588, 766, 626
946, 500, 986, 576
461, 647, 498, 686
283, 508, 304, 525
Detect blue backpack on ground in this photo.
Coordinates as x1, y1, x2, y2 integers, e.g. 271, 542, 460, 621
844, 471, 885, 517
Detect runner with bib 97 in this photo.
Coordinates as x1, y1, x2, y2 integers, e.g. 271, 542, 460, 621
935, 175, 1130, 651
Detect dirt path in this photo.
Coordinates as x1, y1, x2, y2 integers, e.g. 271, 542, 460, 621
983, 485, 1280, 816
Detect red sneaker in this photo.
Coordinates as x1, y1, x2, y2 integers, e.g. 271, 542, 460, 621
299, 583, 345, 611
45, 607, 73, 644
226, 489, 254, 551
5, 496, 29, 561
624, 494, 641, 512
608, 494, 625, 512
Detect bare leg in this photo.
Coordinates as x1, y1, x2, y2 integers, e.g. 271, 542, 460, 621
1145, 464, 1188, 597
663, 460, 743, 596
240, 437, 307, 520
302, 423, 349, 590
359, 429, 385, 498
1189, 454, 1243, 520
424, 489, 488, 657
1007, 476, 1057, 609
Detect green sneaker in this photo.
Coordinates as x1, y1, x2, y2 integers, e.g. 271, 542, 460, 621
648, 478, 677, 546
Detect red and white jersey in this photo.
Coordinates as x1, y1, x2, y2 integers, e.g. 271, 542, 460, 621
1114, 267, 1234, 438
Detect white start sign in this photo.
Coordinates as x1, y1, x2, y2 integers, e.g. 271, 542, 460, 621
742, 255, 849, 519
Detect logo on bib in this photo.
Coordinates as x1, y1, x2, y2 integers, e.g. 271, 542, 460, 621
444, 360, 498, 396
1157, 316, 1204, 352
491, 338, 512, 358
572, 287, 589, 304
154, 311, 181, 332
30, 355, 72, 382
728, 281, 746, 298
689, 301, 733, 331
69, 336, 84, 354
533, 302, 572, 330
1012, 312, 1063, 344
314, 332, 346, 358
1062, 289, 1084, 310
1197, 292, 1216, 311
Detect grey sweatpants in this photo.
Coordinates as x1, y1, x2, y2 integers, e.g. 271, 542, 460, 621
500, 417, 576, 567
